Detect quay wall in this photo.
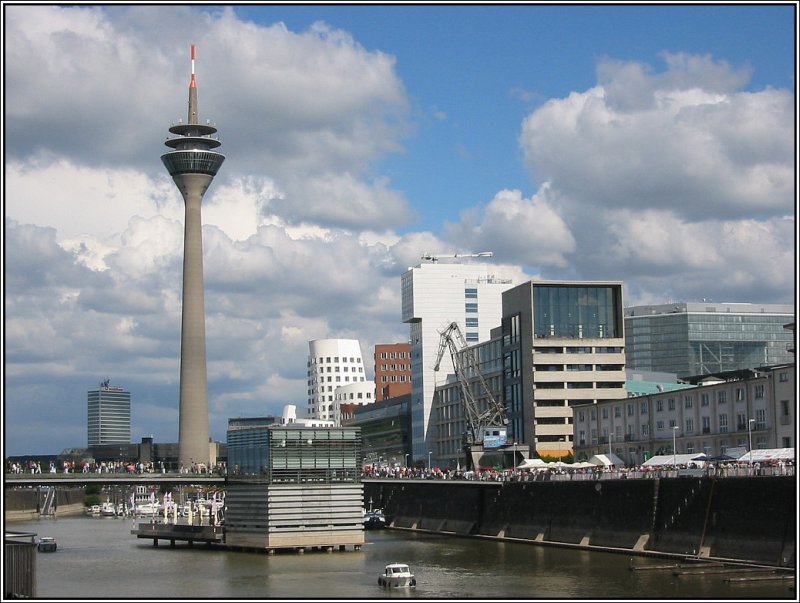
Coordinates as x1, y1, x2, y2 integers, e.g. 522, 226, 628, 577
364, 476, 795, 567
4, 488, 86, 521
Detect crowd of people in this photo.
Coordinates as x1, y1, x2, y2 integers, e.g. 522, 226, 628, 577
361, 458, 795, 482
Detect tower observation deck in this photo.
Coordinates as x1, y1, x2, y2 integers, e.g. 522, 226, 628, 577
161, 44, 224, 469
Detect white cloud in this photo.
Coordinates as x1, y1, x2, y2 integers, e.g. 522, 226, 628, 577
443, 187, 576, 269
514, 52, 794, 300
2, 6, 794, 456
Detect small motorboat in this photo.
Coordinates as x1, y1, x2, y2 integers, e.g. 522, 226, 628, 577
37, 536, 57, 553
364, 509, 387, 529
378, 563, 416, 588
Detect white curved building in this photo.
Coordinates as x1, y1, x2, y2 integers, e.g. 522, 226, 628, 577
333, 381, 376, 424
307, 339, 367, 422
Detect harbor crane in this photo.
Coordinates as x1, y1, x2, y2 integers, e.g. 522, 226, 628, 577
421, 251, 493, 263
433, 321, 509, 469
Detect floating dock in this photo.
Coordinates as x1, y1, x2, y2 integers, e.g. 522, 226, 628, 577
131, 523, 224, 547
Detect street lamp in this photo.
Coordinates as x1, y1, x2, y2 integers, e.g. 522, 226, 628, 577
404, 453, 409, 468
672, 426, 679, 469
748, 418, 755, 467
607, 432, 613, 463
428, 451, 432, 472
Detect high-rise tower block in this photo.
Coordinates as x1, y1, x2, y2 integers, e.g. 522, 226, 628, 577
161, 44, 225, 469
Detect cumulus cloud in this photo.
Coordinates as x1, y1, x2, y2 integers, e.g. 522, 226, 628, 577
521, 55, 793, 221
2, 5, 794, 456
516, 52, 794, 301
443, 187, 576, 269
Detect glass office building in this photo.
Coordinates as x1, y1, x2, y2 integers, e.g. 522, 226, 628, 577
227, 422, 361, 483
502, 281, 627, 458
625, 303, 794, 379
87, 381, 131, 446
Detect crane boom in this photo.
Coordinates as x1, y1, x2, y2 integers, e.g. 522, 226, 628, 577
432, 322, 508, 448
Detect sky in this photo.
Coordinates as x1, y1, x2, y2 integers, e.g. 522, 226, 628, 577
3, 2, 797, 456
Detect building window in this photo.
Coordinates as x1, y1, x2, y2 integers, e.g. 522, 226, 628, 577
756, 408, 766, 429
627, 403, 634, 417
717, 391, 727, 404
656, 400, 663, 412
685, 418, 694, 434
465, 303, 478, 313
701, 393, 710, 406
684, 395, 693, 409
735, 388, 744, 401
465, 287, 478, 299
754, 384, 765, 399
668, 398, 675, 411
718, 414, 728, 433
640, 401, 648, 414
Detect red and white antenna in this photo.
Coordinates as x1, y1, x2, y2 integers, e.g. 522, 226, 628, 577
190, 44, 197, 88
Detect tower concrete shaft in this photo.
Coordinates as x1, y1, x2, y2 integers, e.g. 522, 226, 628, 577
161, 44, 224, 469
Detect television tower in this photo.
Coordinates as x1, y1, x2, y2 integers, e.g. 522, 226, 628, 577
161, 44, 225, 469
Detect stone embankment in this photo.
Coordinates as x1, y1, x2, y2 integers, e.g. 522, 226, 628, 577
364, 475, 795, 567
4, 487, 86, 521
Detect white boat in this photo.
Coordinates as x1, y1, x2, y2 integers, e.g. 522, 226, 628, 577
37, 536, 57, 553
85, 504, 101, 515
134, 502, 162, 516
378, 563, 416, 588
364, 509, 387, 529
100, 501, 117, 516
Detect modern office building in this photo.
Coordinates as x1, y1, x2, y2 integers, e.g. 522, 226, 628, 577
225, 423, 364, 551
374, 343, 412, 401
307, 339, 368, 421
87, 380, 131, 446
624, 302, 794, 379
501, 280, 627, 458
342, 394, 412, 468
333, 382, 375, 425
401, 258, 520, 463
572, 363, 795, 465
161, 45, 225, 468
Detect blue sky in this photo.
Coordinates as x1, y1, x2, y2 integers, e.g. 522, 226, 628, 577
3, 3, 796, 455
235, 4, 795, 231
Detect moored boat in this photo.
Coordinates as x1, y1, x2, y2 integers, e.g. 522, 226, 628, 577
363, 509, 387, 529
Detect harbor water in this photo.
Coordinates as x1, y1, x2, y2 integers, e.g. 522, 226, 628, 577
10, 515, 795, 600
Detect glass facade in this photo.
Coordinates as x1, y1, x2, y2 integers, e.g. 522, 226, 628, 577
161, 150, 225, 176
532, 285, 620, 339
228, 426, 361, 484
625, 305, 794, 378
